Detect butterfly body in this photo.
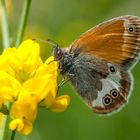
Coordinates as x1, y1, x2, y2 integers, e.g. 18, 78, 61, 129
52, 15, 140, 115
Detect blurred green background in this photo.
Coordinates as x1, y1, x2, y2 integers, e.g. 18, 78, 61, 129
1, 0, 140, 140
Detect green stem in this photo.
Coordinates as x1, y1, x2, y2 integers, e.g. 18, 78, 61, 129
0, 115, 10, 140
15, 0, 32, 47
1, 0, 10, 49
0, 1, 10, 139
10, 130, 16, 140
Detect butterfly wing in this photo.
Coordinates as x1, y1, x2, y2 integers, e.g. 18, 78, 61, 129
70, 15, 140, 70
69, 55, 132, 115
64, 15, 140, 114
92, 64, 132, 114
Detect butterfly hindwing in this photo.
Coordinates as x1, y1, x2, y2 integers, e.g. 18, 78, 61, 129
68, 54, 132, 114
92, 63, 132, 114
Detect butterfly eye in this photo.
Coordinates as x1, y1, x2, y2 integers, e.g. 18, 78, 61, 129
103, 95, 112, 105
128, 26, 134, 32
109, 65, 116, 73
53, 47, 63, 60
57, 49, 62, 56
110, 89, 119, 98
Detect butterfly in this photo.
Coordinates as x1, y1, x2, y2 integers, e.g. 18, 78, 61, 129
52, 15, 140, 115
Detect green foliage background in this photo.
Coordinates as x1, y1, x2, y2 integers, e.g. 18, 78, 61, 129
1, 0, 140, 140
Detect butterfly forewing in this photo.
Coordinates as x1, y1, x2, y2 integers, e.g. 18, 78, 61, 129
70, 15, 140, 70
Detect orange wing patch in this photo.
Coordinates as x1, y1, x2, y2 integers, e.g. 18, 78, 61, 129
70, 16, 140, 70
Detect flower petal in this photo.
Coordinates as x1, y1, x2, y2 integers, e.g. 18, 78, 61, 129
0, 48, 16, 76
23, 64, 58, 102
50, 95, 70, 112
0, 71, 21, 102
45, 56, 55, 64
9, 118, 32, 135
10, 94, 38, 122
17, 40, 43, 72
44, 56, 58, 77
4, 40, 43, 77
9, 118, 24, 131
20, 119, 32, 135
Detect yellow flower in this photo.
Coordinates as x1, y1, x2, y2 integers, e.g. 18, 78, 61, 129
0, 40, 70, 135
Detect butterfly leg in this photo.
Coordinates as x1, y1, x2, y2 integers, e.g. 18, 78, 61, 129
58, 73, 74, 88
57, 75, 69, 94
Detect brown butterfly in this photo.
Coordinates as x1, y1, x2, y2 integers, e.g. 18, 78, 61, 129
52, 15, 140, 115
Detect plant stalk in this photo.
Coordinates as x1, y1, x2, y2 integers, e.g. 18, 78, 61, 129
15, 0, 32, 47
1, 0, 10, 49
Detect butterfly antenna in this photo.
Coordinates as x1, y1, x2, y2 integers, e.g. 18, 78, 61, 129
32, 38, 59, 48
